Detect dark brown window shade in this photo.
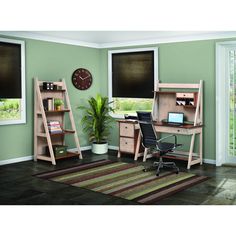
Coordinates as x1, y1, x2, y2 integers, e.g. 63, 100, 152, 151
112, 51, 154, 98
0, 42, 21, 98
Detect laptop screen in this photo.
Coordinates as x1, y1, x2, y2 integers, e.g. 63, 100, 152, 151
168, 112, 184, 124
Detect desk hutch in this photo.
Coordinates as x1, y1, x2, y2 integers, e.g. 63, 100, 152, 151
117, 80, 203, 169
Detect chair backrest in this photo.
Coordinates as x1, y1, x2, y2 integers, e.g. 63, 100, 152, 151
136, 112, 157, 148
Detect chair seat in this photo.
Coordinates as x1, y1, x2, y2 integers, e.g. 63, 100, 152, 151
158, 142, 175, 152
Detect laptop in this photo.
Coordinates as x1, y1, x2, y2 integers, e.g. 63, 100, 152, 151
165, 112, 184, 126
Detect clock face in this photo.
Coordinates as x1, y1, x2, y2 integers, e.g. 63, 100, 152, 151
72, 68, 93, 90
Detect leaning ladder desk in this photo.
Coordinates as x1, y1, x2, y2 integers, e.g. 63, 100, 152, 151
134, 80, 203, 169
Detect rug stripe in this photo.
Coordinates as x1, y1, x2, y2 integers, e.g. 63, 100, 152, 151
73, 166, 144, 187
137, 175, 208, 204
133, 175, 198, 201
51, 162, 127, 182
114, 173, 195, 200
96, 172, 156, 193
36, 159, 113, 179
85, 170, 152, 190
58, 162, 139, 185
104, 172, 174, 194
106, 172, 172, 195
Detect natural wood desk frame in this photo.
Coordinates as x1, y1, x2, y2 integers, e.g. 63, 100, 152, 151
133, 122, 203, 169
118, 80, 203, 170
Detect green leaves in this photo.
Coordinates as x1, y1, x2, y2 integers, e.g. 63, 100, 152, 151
78, 94, 114, 144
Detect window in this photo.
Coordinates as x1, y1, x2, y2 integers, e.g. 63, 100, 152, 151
0, 37, 25, 125
108, 47, 158, 118
228, 49, 236, 157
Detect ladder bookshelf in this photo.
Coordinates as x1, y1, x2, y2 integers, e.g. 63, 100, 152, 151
34, 78, 83, 165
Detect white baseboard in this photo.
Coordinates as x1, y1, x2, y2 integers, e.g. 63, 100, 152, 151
108, 145, 119, 151
203, 158, 216, 165
68, 145, 91, 152
0, 155, 33, 166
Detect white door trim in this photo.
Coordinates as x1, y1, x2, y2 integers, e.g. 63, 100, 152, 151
216, 41, 236, 166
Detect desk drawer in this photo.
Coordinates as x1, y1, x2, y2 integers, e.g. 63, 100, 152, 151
120, 137, 135, 153
176, 92, 194, 98
155, 126, 191, 135
120, 123, 134, 137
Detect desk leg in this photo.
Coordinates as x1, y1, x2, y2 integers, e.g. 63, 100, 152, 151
187, 133, 195, 169
134, 131, 141, 161
199, 131, 203, 165
117, 150, 121, 158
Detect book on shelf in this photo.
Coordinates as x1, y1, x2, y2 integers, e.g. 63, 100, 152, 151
47, 120, 62, 133
43, 98, 54, 111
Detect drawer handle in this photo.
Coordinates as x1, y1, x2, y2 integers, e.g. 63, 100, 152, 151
125, 126, 128, 129
177, 130, 180, 132
125, 142, 127, 144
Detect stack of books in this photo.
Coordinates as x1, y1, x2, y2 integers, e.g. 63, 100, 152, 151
47, 120, 62, 134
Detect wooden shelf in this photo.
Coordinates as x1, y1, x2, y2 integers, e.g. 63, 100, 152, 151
180, 105, 196, 108
40, 89, 66, 92
37, 109, 70, 115
153, 91, 176, 94
37, 130, 75, 137
152, 154, 199, 162
45, 109, 70, 113
34, 78, 83, 165
37, 151, 80, 161
50, 130, 75, 136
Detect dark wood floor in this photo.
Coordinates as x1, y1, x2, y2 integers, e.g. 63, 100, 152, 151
1, 150, 236, 205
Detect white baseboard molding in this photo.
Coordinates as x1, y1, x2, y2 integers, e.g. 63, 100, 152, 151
203, 158, 216, 165
0, 155, 33, 166
68, 145, 92, 152
108, 145, 119, 151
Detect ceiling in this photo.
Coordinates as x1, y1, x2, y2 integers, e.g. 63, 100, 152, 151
2, 31, 236, 48
34, 31, 212, 44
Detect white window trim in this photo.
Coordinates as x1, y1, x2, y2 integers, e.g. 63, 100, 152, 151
108, 47, 158, 118
0, 37, 26, 125
216, 41, 236, 166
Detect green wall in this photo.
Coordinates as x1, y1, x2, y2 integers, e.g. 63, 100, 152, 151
1, 35, 235, 162
100, 38, 236, 161
0, 37, 101, 161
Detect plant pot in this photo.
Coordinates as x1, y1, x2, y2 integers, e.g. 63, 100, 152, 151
55, 105, 61, 111
92, 142, 108, 154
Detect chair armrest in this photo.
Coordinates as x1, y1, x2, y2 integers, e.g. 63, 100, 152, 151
157, 134, 177, 146
137, 120, 153, 125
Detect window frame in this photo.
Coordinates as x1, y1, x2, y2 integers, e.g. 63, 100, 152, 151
0, 37, 26, 125
108, 47, 158, 118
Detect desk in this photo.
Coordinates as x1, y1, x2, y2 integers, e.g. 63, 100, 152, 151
118, 120, 203, 169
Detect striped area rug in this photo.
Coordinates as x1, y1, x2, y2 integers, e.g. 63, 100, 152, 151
36, 159, 209, 204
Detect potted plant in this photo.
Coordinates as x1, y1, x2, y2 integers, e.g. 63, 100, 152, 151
78, 94, 114, 154
54, 98, 64, 111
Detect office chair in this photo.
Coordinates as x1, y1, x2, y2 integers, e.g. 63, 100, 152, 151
137, 111, 181, 176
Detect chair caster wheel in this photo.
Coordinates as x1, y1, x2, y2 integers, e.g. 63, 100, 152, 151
175, 168, 179, 174
156, 172, 160, 176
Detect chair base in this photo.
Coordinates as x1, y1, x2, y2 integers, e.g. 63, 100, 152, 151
143, 158, 179, 176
